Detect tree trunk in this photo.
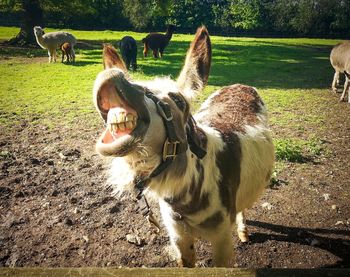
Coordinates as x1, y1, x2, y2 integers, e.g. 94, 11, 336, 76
6, 0, 43, 46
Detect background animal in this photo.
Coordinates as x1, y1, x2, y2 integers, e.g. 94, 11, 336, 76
330, 41, 350, 102
60, 42, 74, 63
142, 24, 175, 58
119, 36, 137, 71
93, 26, 274, 267
33, 26, 76, 63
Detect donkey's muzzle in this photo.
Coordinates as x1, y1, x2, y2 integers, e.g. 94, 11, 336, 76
93, 68, 150, 157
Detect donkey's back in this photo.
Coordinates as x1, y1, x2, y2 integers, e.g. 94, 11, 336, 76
196, 84, 274, 213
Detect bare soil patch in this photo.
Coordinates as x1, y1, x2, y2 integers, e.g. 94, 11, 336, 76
1, 88, 349, 268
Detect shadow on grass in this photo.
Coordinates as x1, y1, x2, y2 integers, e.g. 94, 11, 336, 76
1, 38, 334, 90
247, 220, 350, 268
137, 40, 333, 90
65, 60, 99, 66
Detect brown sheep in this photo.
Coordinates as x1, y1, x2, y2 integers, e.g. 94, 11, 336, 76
142, 25, 175, 58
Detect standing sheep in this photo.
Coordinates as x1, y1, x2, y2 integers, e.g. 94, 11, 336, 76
119, 36, 137, 71
33, 26, 76, 63
330, 41, 350, 103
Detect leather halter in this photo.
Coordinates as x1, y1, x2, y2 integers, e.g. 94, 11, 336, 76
134, 91, 207, 226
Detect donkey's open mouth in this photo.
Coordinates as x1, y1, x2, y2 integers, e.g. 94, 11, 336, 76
93, 69, 150, 157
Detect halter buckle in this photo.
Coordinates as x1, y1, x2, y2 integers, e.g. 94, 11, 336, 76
163, 138, 179, 161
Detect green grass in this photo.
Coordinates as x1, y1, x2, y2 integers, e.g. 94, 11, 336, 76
0, 26, 338, 165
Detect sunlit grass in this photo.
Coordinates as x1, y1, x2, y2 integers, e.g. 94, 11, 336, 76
0, 26, 337, 165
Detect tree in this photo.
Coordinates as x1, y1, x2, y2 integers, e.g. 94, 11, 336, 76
5, 0, 43, 46
122, 0, 170, 30
226, 0, 261, 30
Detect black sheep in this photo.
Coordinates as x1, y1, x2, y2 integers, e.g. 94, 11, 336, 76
119, 36, 137, 71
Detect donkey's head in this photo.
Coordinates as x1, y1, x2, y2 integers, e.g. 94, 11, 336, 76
93, 27, 211, 168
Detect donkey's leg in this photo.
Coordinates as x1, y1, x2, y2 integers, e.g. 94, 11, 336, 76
340, 76, 349, 102
172, 231, 196, 267
332, 71, 340, 93
160, 202, 195, 267
212, 229, 233, 267
165, 219, 195, 267
236, 210, 249, 243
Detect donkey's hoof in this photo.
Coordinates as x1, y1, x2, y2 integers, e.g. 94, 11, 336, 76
238, 230, 249, 243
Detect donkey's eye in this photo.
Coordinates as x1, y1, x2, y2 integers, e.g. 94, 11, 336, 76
168, 92, 187, 112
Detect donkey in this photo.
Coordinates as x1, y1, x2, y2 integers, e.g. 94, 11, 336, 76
93, 26, 275, 267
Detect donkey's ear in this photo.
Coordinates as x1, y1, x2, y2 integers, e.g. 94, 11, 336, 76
177, 26, 211, 101
103, 44, 128, 73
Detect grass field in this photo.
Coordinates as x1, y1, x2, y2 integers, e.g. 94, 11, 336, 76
1, 27, 350, 268
0, 26, 341, 162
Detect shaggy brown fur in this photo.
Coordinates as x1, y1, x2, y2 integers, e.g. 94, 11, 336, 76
61, 42, 73, 63
142, 25, 175, 58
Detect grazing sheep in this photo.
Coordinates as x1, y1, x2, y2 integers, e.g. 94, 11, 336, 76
93, 27, 275, 267
142, 25, 175, 58
119, 36, 137, 71
330, 41, 350, 102
61, 42, 74, 63
33, 26, 76, 63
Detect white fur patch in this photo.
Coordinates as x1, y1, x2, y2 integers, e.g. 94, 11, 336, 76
107, 157, 135, 195
134, 77, 178, 95
235, 121, 274, 212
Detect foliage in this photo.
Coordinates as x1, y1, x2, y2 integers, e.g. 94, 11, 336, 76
225, 0, 261, 30
0, 25, 338, 138
274, 139, 304, 162
1, 0, 350, 36
274, 137, 324, 163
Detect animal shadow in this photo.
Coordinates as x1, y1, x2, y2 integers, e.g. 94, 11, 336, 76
247, 220, 350, 267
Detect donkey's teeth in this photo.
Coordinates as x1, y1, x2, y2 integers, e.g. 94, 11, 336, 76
118, 112, 126, 123
126, 114, 134, 122
118, 123, 126, 131
107, 108, 137, 136
125, 121, 133, 129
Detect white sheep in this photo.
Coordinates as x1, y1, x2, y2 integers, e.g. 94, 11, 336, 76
33, 26, 77, 63
330, 41, 350, 103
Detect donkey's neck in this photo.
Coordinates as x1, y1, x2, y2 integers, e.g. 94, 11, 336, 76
147, 150, 197, 199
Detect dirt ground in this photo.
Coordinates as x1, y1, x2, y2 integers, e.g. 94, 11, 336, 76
1, 76, 350, 269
